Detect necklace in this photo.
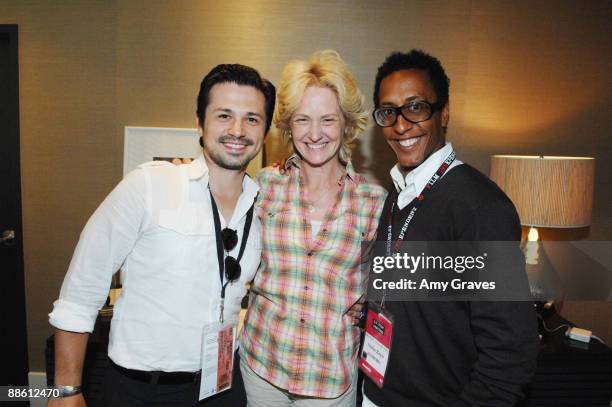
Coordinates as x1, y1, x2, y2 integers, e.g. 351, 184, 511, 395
307, 187, 335, 213
305, 176, 344, 213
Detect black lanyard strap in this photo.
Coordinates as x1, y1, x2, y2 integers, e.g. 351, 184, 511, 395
209, 189, 254, 298
386, 150, 456, 254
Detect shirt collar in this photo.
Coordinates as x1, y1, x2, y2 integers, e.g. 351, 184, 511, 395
188, 153, 259, 199
390, 142, 455, 194
187, 153, 209, 180
284, 153, 358, 183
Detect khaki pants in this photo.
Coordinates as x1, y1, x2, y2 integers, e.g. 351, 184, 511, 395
240, 358, 357, 407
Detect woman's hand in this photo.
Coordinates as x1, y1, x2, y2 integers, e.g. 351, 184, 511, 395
347, 296, 366, 328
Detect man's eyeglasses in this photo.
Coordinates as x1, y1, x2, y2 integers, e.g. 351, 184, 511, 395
373, 100, 444, 127
221, 228, 241, 281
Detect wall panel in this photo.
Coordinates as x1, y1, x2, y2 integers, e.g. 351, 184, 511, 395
1, 0, 609, 371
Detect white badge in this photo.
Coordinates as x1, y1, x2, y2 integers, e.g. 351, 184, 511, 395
199, 321, 236, 400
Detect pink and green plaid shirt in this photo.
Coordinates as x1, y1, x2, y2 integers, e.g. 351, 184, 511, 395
240, 156, 386, 398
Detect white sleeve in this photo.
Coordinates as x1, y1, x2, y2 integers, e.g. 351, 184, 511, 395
48, 168, 148, 333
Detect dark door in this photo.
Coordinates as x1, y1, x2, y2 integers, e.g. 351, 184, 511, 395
0, 24, 29, 387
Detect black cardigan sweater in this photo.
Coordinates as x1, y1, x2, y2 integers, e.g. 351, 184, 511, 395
364, 164, 539, 407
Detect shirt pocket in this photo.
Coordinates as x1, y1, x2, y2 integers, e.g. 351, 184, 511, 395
256, 199, 293, 241
256, 197, 291, 220
157, 203, 213, 236
155, 204, 213, 276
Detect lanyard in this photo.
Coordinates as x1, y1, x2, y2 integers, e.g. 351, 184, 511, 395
386, 150, 456, 255
209, 189, 254, 322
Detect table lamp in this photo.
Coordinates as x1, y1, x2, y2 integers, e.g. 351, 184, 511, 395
489, 155, 595, 304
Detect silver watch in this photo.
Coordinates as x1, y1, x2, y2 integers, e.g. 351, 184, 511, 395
56, 385, 82, 397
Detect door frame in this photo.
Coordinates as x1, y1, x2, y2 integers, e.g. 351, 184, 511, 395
0, 23, 29, 387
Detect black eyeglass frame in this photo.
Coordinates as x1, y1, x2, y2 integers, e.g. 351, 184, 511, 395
373, 100, 445, 128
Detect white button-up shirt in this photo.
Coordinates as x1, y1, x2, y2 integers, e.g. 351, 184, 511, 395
390, 142, 463, 210
49, 154, 261, 372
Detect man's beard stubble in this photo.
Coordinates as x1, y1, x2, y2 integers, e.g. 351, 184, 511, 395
204, 135, 256, 171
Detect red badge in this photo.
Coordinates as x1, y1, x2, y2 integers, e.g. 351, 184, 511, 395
359, 303, 394, 388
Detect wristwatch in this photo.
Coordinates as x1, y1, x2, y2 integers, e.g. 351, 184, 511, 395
56, 385, 82, 397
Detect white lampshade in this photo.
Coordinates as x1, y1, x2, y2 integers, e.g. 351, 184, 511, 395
490, 156, 595, 228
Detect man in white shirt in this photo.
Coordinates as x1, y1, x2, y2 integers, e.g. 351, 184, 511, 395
48, 64, 275, 406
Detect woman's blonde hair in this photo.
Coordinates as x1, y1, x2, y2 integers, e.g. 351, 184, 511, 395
274, 50, 368, 164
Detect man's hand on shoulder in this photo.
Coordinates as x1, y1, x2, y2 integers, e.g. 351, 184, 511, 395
47, 393, 86, 407
171, 157, 193, 165
271, 158, 290, 176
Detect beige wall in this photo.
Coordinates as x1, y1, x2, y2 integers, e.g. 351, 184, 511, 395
2, 0, 119, 373
2, 0, 610, 372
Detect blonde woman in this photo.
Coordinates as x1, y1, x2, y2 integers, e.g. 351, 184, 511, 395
240, 50, 386, 406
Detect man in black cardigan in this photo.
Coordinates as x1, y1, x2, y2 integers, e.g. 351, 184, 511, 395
362, 50, 539, 406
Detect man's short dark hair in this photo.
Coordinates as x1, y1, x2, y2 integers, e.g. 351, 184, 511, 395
373, 50, 449, 108
196, 64, 276, 134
